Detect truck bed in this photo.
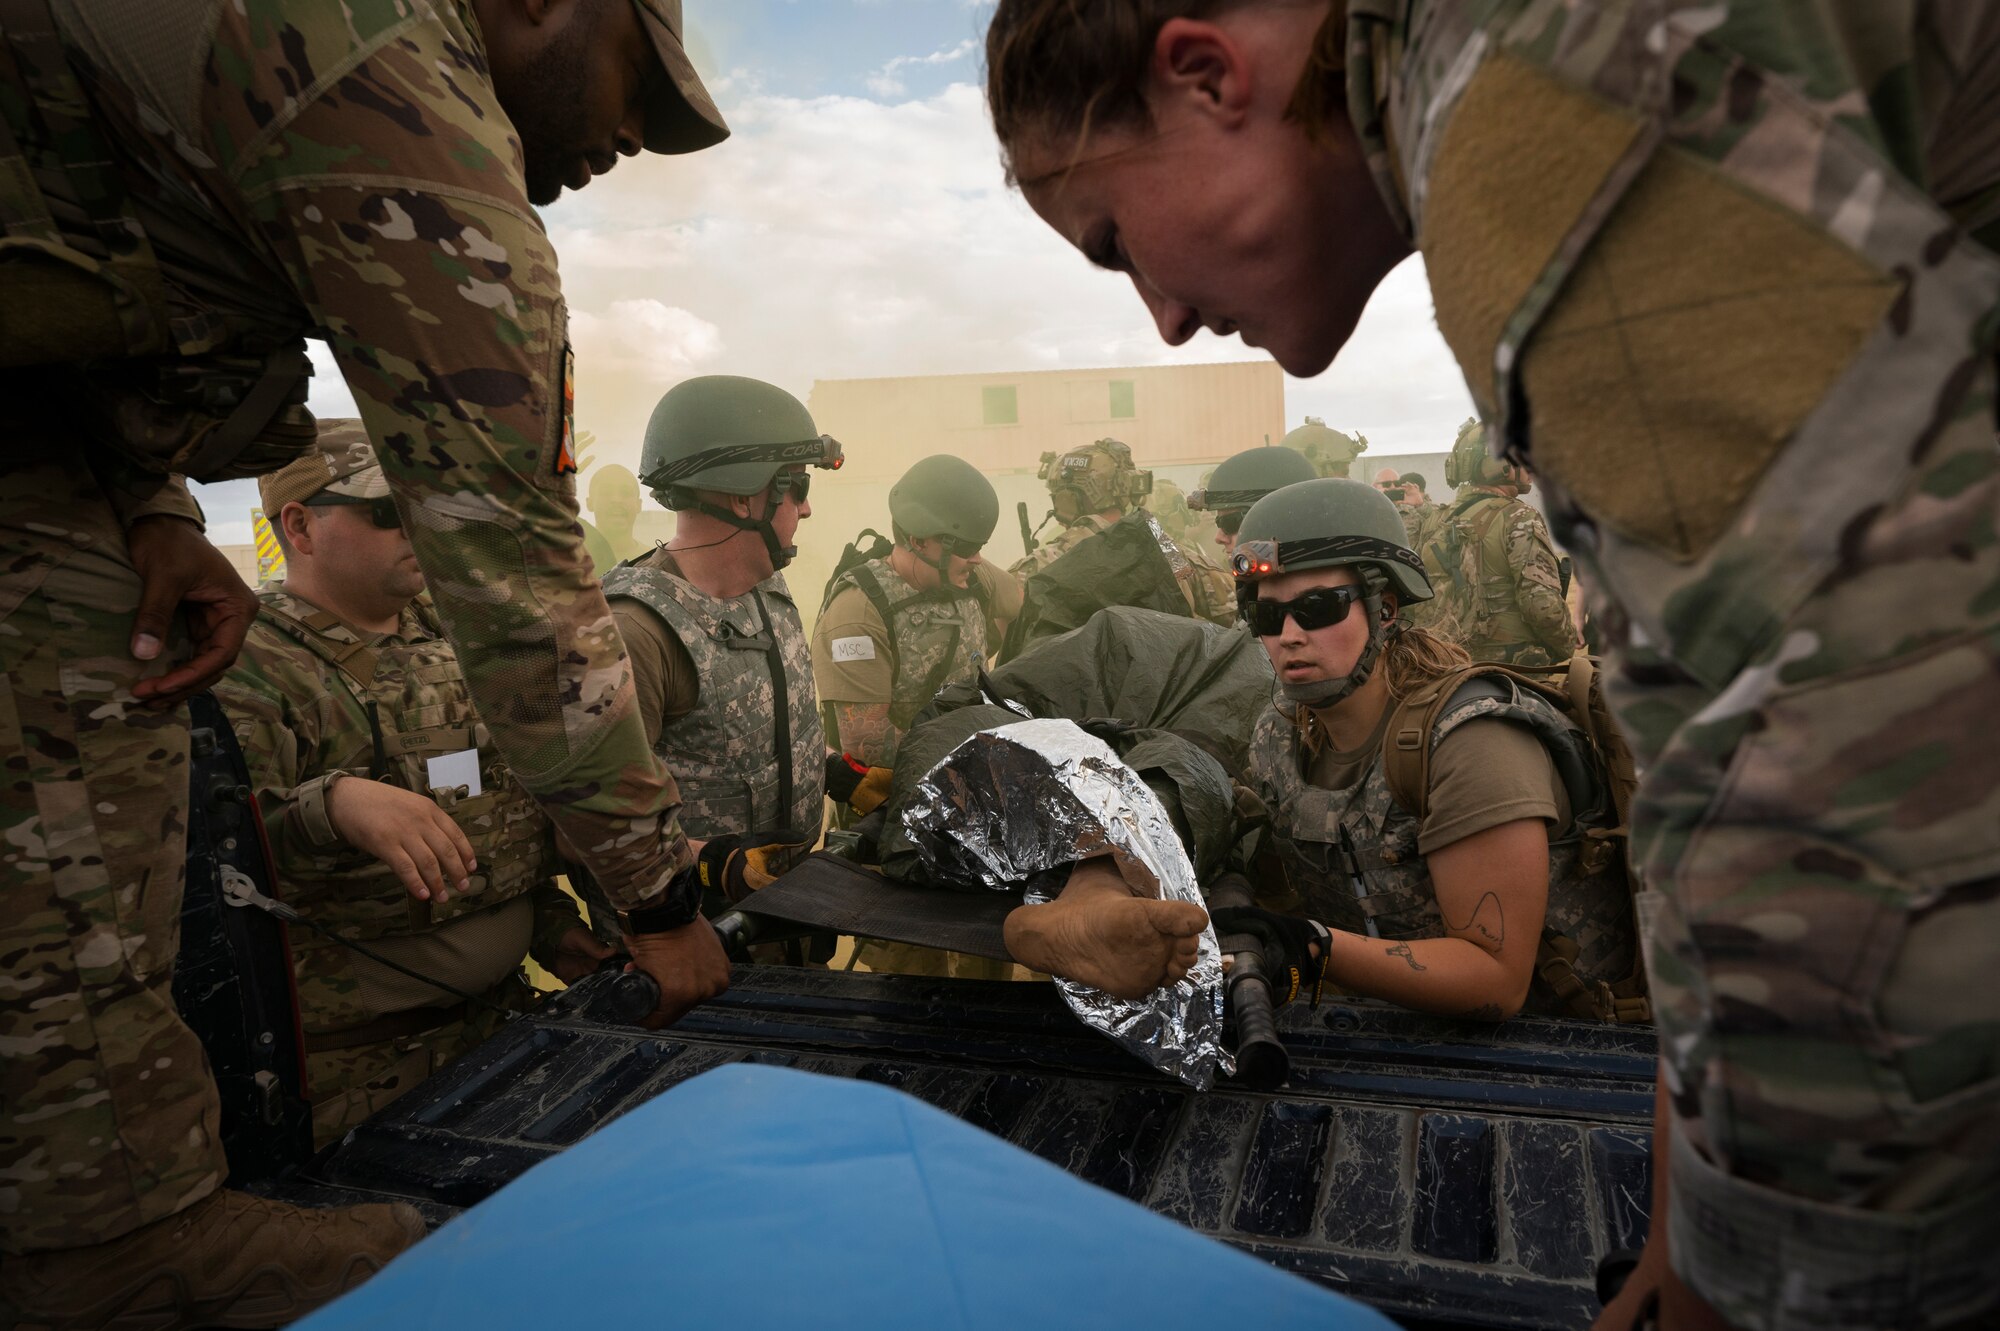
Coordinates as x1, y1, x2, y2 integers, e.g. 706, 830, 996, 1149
267, 966, 1655, 1331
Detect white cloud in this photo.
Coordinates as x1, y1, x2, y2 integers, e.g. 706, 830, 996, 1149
569, 300, 724, 381
541, 79, 1472, 476
864, 37, 979, 98
208, 72, 1468, 538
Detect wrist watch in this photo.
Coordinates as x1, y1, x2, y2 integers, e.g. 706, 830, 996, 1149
620, 863, 703, 935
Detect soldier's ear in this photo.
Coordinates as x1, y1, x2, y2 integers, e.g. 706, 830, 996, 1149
280, 502, 315, 556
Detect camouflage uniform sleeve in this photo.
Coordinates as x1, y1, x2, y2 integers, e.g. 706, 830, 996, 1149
527, 878, 588, 968
85, 449, 206, 533
1505, 507, 1575, 658
203, 5, 688, 912
213, 634, 350, 860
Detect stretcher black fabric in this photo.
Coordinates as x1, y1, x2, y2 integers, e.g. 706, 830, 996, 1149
737, 853, 1016, 961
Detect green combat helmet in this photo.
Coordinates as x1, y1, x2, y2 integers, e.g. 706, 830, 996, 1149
1281, 417, 1368, 478
1038, 437, 1153, 525
1444, 417, 1526, 491
638, 374, 844, 569
1188, 445, 1319, 542
889, 454, 999, 576
1231, 478, 1432, 707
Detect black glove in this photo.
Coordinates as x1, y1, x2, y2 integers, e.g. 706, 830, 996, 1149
823, 752, 893, 815
823, 752, 866, 805
1209, 904, 1331, 1006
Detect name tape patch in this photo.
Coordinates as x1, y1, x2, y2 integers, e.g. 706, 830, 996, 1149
830, 636, 877, 663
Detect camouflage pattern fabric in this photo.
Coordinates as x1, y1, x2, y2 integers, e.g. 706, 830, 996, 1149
213, 586, 574, 1035
601, 556, 826, 841
300, 976, 528, 1151
1432, 491, 1573, 666
822, 558, 989, 732
1144, 477, 1211, 550
0, 458, 223, 1255
1011, 513, 1236, 627
819, 558, 1002, 978
1398, 500, 1453, 635
1245, 699, 1635, 1018
0, 0, 693, 913
1350, 2, 2000, 1324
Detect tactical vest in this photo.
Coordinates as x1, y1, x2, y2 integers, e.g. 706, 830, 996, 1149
249, 589, 552, 1023
0, 0, 325, 476
1248, 685, 1637, 1019
601, 557, 825, 840
822, 556, 988, 731
1444, 493, 1543, 659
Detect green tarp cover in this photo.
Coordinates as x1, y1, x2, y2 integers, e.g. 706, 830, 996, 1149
881, 608, 1274, 889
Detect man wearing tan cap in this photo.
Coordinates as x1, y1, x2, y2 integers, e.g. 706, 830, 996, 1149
0, 1, 733, 1324
216, 423, 617, 1149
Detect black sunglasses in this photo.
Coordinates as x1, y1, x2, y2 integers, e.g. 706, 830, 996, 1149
1216, 509, 1246, 537
937, 533, 984, 559
306, 494, 402, 531
1241, 585, 1363, 637
769, 470, 812, 503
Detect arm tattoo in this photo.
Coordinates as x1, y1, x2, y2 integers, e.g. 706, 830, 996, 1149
1385, 941, 1427, 972
832, 701, 898, 768
1452, 1003, 1504, 1021
1443, 891, 1505, 947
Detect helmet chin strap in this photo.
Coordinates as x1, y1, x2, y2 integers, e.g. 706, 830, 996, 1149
693, 499, 794, 570
1277, 575, 1390, 707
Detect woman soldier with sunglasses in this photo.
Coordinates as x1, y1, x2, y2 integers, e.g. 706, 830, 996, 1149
1224, 478, 1634, 1024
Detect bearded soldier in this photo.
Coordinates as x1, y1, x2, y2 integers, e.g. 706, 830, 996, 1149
1012, 437, 1236, 628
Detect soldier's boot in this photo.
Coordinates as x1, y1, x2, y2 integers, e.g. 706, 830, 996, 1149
0, 1189, 427, 1330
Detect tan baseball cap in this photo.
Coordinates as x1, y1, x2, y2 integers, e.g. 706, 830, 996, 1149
258, 419, 390, 514
632, 0, 729, 154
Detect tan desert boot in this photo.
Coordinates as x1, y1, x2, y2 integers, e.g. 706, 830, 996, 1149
0, 1188, 426, 1330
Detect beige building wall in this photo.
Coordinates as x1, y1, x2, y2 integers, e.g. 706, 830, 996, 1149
806, 361, 1287, 483
215, 543, 263, 588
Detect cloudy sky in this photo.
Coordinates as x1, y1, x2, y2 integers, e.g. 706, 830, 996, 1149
195, 0, 1471, 543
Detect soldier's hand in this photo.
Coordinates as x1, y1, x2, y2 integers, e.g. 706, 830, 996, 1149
126, 515, 260, 707
326, 777, 477, 904
624, 918, 731, 1028
547, 926, 617, 985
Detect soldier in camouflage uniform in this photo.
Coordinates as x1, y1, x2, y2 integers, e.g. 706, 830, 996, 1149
816, 454, 1021, 979
1190, 444, 1318, 558
990, 2, 2000, 1325
1227, 479, 1634, 1021
1142, 476, 1206, 550
1422, 421, 1574, 666
1282, 417, 1368, 478
604, 377, 835, 942
1011, 438, 1236, 625
214, 426, 613, 1148
0, 0, 731, 1321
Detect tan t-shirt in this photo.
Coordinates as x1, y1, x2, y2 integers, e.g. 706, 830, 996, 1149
1306, 706, 1569, 855
813, 561, 1021, 703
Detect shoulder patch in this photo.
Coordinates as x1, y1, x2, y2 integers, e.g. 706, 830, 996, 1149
830, 636, 877, 663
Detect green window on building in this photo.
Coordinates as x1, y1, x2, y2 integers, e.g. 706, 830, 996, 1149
982, 385, 1019, 425
1109, 379, 1136, 419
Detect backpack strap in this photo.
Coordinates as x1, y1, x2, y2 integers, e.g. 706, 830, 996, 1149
1535, 932, 1653, 1023
1379, 663, 1502, 821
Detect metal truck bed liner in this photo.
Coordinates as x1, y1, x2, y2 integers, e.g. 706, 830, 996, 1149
270, 967, 1655, 1330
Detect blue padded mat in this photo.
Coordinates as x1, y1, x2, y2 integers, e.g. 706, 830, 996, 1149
301, 1064, 1398, 1329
